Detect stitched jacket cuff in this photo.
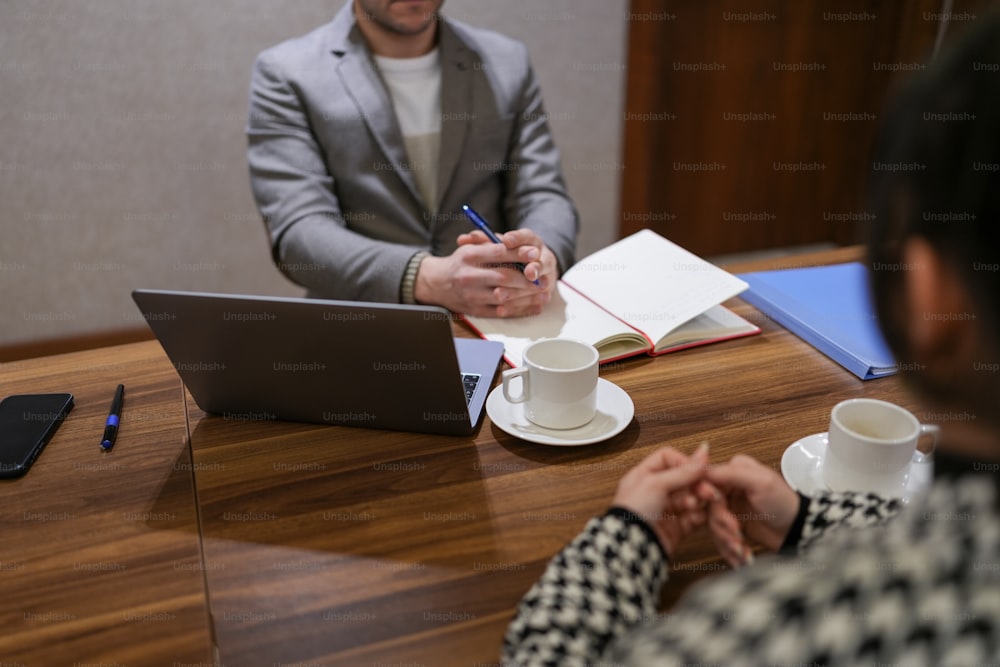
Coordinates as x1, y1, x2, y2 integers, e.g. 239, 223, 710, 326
778, 492, 811, 554
399, 251, 429, 304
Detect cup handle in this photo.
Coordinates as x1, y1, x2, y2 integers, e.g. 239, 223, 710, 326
914, 424, 940, 463
502, 367, 529, 404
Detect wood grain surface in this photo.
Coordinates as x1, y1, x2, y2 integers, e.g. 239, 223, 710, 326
187, 248, 923, 665
2, 248, 908, 665
0, 342, 214, 665
619, 0, 992, 256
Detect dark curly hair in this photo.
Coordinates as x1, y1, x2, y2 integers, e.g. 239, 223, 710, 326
868, 13, 1000, 414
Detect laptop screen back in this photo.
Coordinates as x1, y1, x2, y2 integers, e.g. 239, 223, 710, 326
131, 290, 501, 435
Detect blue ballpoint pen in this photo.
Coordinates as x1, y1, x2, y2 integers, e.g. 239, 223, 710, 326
100, 384, 124, 451
461, 204, 541, 286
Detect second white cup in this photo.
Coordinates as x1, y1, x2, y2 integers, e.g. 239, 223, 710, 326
501, 338, 599, 430
822, 398, 939, 497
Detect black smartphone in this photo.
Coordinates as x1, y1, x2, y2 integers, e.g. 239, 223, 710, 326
0, 393, 74, 478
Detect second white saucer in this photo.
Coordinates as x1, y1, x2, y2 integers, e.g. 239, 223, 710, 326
781, 432, 933, 500
485, 378, 634, 446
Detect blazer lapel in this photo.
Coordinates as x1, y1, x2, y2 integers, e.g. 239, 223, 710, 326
327, 6, 424, 209
435, 21, 473, 212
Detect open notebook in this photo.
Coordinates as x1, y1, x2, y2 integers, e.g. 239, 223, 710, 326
464, 229, 760, 366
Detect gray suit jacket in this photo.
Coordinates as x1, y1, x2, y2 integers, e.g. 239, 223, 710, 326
247, 2, 579, 302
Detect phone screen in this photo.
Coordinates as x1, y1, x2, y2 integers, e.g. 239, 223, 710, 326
0, 393, 74, 478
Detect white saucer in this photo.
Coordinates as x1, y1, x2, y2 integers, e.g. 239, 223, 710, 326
485, 378, 634, 446
781, 432, 933, 500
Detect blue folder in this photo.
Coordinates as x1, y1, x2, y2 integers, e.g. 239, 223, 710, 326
736, 262, 897, 380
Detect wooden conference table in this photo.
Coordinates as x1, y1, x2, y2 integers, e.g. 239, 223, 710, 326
1, 246, 924, 666
0, 339, 215, 663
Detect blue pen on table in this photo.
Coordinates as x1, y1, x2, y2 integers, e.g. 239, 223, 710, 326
461, 204, 541, 286
100, 384, 125, 452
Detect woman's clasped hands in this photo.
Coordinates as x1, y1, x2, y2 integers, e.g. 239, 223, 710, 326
611, 444, 802, 566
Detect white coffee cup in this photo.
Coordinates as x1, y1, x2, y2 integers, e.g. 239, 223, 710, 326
501, 338, 599, 430
822, 398, 939, 497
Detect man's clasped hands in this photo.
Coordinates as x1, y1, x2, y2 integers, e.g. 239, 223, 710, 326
612, 444, 803, 566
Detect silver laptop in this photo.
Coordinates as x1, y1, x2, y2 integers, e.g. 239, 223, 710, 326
131, 289, 504, 435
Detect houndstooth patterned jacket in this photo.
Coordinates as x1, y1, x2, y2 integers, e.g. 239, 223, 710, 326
503, 456, 1000, 666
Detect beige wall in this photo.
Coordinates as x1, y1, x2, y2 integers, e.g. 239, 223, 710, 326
0, 0, 627, 347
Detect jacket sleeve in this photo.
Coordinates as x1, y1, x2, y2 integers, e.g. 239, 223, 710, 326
502, 508, 667, 666
246, 52, 419, 302
780, 490, 905, 554
504, 493, 907, 666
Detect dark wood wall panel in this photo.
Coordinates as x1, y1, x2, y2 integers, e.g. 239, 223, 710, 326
621, 0, 994, 256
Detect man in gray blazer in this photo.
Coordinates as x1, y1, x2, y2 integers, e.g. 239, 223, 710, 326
247, 0, 578, 318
